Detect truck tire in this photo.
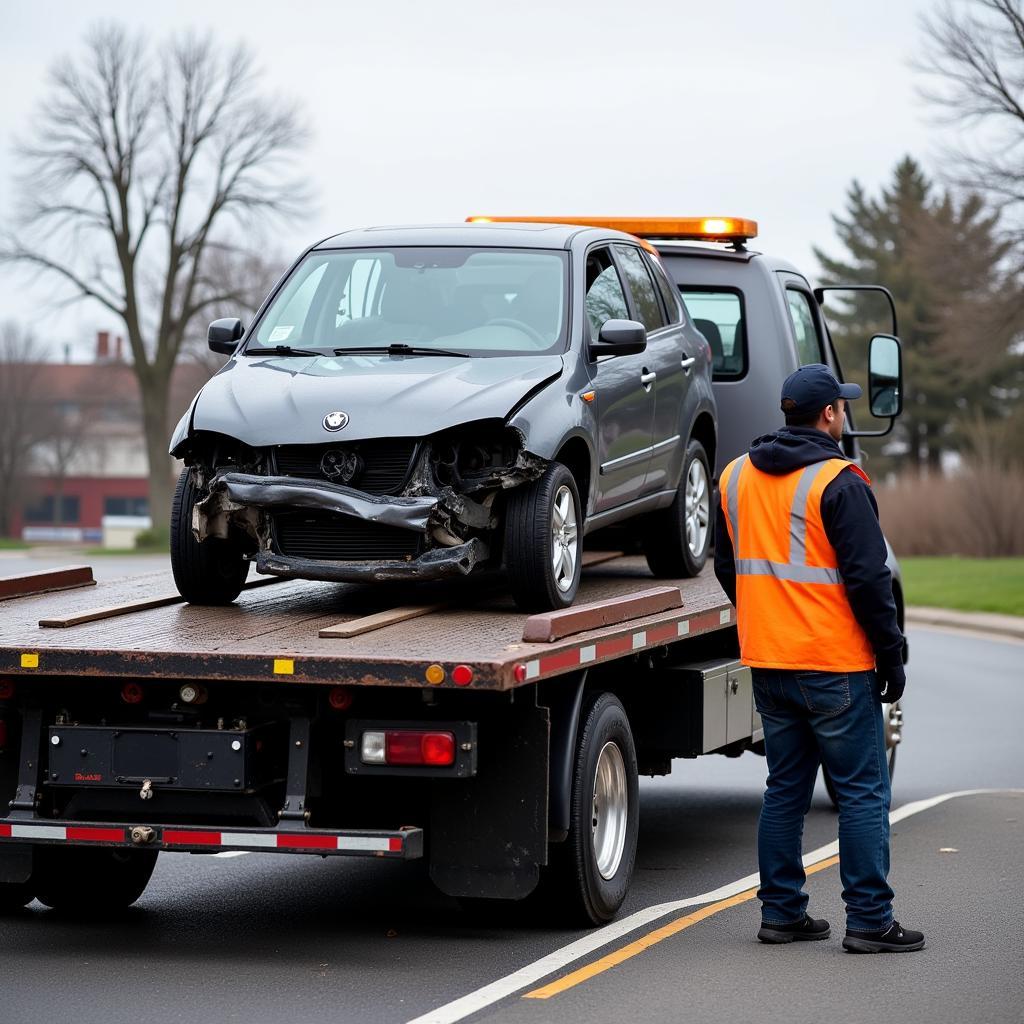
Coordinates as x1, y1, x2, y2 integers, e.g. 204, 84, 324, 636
34, 846, 158, 912
504, 462, 582, 611
547, 692, 639, 925
171, 467, 249, 605
643, 438, 711, 578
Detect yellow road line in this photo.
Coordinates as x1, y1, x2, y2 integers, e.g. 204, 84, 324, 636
524, 854, 841, 1000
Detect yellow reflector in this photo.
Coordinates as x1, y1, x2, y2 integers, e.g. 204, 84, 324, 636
21, 653, 39, 669
466, 215, 757, 241
273, 658, 295, 675
425, 664, 446, 685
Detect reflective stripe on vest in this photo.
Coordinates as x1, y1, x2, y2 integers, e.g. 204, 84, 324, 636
725, 458, 844, 585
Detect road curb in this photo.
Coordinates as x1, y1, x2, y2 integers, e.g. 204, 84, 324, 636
906, 605, 1024, 641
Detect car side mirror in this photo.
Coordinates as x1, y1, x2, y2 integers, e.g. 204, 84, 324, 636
591, 319, 647, 357
208, 318, 245, 355
868, 333, 902, 418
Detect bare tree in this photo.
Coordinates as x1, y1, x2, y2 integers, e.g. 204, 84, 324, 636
917, 1, 1024, 221
0, 323, 49, 536
1, 25, 310, 522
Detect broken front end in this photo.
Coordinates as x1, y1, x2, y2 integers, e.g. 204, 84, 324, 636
185, 422, 547, 583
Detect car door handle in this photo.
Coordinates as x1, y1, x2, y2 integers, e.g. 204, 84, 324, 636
680, 355, 696, 373
640, 370, 657, 389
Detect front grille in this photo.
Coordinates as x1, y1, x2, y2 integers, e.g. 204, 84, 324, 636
273, 511, 421, 561
271, 440, 418, 494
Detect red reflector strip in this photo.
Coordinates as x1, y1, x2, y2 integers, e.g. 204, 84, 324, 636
66, 826, 124, 843
0, 824, 11, 838
277, 833, 337, 850
389, 837, 403, 852
164, 830, 222, 847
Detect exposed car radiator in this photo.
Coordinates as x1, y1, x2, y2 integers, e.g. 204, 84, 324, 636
271, 440, 418, 495
273, 511, 421, 561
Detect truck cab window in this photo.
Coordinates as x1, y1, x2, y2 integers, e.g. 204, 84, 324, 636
679, 288, 746, 379
585, 247, 630, 339
786, 289, 825, 366
614, 244, 666, 331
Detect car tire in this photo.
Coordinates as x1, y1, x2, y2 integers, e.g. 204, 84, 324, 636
170, 467, 249, 605
544, 692, 639, 926
643, 438, 711, 578
34, 846, 158, 912
504, 462, 582, 612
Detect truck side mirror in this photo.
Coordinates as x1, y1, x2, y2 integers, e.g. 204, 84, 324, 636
868, 333, 902, 418
591, 319, 647, 357
208, 318, 245, 355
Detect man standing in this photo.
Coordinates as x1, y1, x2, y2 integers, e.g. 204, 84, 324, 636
715, 363, 924, 953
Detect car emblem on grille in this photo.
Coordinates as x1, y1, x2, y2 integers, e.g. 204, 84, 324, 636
323, 411, 349, 431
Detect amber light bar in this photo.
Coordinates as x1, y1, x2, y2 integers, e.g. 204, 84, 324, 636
466, 215, 758, 242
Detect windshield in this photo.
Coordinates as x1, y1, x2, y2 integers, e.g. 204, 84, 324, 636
249, 247, 568, 356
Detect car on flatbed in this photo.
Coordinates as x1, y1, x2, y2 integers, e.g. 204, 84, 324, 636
169, 223, 717, 612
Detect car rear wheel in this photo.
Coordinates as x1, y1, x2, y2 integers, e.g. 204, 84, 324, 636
171, 467, 249, 605
544, 692, 639, 925
34, 846, 158, 912
504, 462, 582, 611
643, 437, 711, 577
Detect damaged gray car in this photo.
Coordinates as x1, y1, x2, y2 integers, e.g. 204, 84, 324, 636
169, 222, 717, 610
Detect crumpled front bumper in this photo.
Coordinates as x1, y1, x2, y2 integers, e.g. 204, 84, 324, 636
256, 538, 488, 583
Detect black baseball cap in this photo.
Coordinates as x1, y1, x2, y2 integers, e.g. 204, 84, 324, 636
781, 363, 862, 418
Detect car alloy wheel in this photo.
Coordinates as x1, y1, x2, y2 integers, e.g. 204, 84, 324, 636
685, 456, 710, 558
551, 484, 579, 594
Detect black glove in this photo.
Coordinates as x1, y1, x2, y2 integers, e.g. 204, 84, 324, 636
875, 661, 906, 704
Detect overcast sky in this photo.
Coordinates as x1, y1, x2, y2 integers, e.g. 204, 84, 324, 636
3, 0, 946, 360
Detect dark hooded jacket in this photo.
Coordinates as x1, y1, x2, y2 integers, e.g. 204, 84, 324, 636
713, 427, 904, 669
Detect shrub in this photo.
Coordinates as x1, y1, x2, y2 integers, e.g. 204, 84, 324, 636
134, 525, 170, 552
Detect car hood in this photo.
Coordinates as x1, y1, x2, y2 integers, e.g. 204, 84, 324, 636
190, 352, 564, 446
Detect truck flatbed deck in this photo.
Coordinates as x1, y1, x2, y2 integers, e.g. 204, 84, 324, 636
0, 558, 733, 690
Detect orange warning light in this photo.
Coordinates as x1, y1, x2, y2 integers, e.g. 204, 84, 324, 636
466, 216, 758, 242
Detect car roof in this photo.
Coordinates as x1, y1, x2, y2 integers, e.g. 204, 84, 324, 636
313, 223, 644, 251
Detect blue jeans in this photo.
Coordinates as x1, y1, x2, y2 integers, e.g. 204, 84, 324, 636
752, 668, 894, 932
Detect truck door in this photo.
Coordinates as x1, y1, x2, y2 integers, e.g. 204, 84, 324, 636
585, 245, 655, 512
613, 243, 690, 495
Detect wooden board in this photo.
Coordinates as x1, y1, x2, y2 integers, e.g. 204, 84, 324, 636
319, 603, 447, 638
521, 586, 684, 643
0, 566, 95, 602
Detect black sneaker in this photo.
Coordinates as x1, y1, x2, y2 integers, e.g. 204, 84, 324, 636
843, 920, 925, 953
758, 913, 831, 944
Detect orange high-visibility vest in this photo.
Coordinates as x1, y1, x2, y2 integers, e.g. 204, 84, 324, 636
718, 454, 876, 672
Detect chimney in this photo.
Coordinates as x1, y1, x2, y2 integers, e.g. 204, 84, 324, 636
96, 331, 110, 362
115, 335, 124, 361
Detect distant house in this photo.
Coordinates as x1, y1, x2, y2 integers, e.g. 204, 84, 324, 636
8, 332, 210, 542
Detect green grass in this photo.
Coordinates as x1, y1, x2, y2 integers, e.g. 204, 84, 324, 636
85, 546, 167, 556
0, 538, 29, 550
899, 557, 1024, 617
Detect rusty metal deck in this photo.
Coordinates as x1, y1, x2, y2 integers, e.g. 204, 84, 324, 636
0, 558, 734, 690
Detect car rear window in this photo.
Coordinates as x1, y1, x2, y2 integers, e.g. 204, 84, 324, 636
679, 288, 746, 380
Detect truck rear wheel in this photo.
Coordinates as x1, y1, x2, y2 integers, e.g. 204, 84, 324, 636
547, 692, 639, 926
643, 438, 711, 578
504, 462, 582, 611
171, 467, 249, 605
34, 846, 158, 912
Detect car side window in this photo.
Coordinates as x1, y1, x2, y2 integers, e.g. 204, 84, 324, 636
786, 289, 825, 365
585, 247, 630, 340
644, 251, 683, 324
680, 288, 746, 379
614, 244, 666, 331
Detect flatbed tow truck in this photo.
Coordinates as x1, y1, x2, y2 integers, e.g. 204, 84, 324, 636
0, 556, 751, 924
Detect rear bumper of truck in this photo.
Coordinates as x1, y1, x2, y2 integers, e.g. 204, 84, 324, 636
0, 819, 423, 859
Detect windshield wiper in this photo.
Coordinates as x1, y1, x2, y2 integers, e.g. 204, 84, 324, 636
333, 343, 469, 358
244, 345, 328, 357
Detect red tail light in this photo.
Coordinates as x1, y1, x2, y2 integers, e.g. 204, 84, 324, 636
328, 686, 353, 711
121, 682, 144, 704
384, 730, 456, 766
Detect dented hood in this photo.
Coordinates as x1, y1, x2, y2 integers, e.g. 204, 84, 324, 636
190, 352, 564, 446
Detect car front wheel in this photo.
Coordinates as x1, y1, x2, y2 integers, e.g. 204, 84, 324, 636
504, 462, 582, 611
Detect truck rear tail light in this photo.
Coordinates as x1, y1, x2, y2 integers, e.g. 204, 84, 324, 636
360, 729, 456, 766
121, 682, 144, 704
329, 686, 353, 711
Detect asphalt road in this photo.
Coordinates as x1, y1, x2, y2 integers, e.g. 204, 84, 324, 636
0, 609, 1021, 1024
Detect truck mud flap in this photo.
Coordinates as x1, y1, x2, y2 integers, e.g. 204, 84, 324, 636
0, 820, 423, 859
429, 701, 549, 900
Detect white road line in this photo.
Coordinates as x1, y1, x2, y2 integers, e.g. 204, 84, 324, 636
402, 788, 1022, 1024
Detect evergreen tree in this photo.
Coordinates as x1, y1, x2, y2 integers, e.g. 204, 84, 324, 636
815, 156, 1023, 474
